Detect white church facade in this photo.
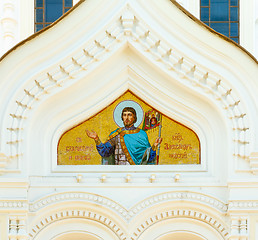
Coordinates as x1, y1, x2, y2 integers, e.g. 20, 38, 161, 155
0, 0, 258, 239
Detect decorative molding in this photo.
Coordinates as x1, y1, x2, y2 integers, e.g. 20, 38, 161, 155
0, 200, 28, 210
29, 191, 228, 221
133, 191, 228, 214
29, 192, 128, 218
229, 201, 258, 211
249, 152, 258, 174
3, 3, 250, 172
0, 0, 18, 53
28, 191, 229, 239
130, 209, 229, 240
0, 153, 8, 174
28, 209, 126, 240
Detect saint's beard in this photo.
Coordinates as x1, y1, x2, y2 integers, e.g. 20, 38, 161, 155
123, 120, 134, 128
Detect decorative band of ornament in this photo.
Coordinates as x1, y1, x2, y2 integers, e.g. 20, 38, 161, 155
29, 191, 227, 219
229, 201, 258, 209
105, 127, 123, 142
0, 200, 28, 209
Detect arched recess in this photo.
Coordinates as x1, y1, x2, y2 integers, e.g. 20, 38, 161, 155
28, 54, 226, 179
31, 218, 121, 240
125, 190, 229, 239
157, 231, 206, 240
135, 218, 227, 240
53, 231, 100, 240
28, 205, 127, 240
0, 0, 257, 176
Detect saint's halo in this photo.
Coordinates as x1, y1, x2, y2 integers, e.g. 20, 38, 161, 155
113, 100, 144, 128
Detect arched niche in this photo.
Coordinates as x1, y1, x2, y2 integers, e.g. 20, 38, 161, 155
0, 0, 256, 177
157, 231, 205, 240
137, 218, 226, 240
53, 232, 100, 240
57, 90, 201, 166
25, 52, 226, 180
31, 218, 120, 240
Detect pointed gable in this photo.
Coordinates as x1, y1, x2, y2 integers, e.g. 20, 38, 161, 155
0, 0, 257, 175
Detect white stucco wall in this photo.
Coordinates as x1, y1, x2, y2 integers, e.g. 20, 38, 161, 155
0, 0, 257, 239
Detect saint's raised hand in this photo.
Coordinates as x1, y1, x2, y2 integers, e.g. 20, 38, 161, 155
86, 130, 98, 140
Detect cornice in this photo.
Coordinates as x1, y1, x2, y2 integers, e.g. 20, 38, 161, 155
29, 191, 228, 220
0, 200, 28, 210
228, 200, 258, 212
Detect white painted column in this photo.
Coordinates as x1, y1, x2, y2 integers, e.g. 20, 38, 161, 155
8, 215, 28, 240
17, 215, 28, 240
229, 216, 249, 240
9, 216, 18, 240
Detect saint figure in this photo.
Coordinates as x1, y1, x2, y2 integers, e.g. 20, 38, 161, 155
86, 107, 162, 165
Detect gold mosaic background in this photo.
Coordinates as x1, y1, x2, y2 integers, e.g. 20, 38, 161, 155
57, 91, 200, 165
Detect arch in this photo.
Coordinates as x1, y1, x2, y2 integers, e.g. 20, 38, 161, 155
52, 231, 101, 240
157, 231, 206, 240
28, 210, 126, 240
0, 0, 256, 176
28, 191, 229, 239
126, 191, 230, 240
134, 217, 228, 240
5, 13, 249, 162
